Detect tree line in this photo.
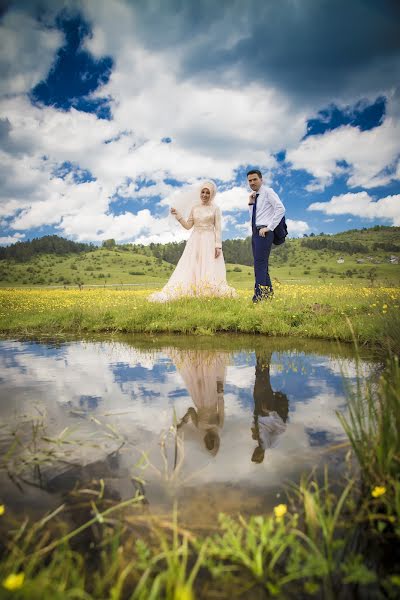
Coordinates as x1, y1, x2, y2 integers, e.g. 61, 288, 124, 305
0, 235, 94, 262
2, 227, 397, 265
300, 238, 370, 254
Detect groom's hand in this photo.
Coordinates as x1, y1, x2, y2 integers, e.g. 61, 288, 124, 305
258, 227, 269, 237
215, 248, 221, 258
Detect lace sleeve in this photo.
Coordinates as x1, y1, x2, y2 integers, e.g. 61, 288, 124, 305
214, 206, 222, 248
177, 208, 194, 230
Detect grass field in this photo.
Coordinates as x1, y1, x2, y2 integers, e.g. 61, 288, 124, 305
1, 227, 399, 289
1, 284, 399, 350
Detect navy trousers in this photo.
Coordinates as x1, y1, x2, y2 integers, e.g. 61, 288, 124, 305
252, 230, 274, 298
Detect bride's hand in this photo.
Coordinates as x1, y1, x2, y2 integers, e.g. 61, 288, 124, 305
170, 207, 177, 215
215, 248, 221, 258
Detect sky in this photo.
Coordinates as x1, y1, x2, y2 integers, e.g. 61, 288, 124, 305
0, 0, 399, 246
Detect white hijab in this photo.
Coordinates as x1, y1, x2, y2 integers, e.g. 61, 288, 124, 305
166, 180, 218, 229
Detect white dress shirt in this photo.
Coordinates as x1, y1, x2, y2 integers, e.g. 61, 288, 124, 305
248, 184, 285, 231
258, 411, 287, 450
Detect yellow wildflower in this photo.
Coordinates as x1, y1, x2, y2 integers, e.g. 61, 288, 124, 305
0, 505, 4, 516
371, 486, 386, 498
174, 583, 195, 600
274, 504, 287, 520
3, 573, 25, 591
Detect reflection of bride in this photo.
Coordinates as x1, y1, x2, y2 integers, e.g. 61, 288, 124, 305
251, 351, 289, 464
171, 349, 228, 456
148, 180, 237, 302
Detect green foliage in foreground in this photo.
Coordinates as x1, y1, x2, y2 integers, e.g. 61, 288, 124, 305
1, 354, 399, 599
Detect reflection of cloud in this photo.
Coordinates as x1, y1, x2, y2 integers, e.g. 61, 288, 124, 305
0, 341, 374, 492
310, 355, 373, 379
226, 365, 255, 389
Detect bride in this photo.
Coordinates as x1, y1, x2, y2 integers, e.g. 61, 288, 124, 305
148, 180, 237, 302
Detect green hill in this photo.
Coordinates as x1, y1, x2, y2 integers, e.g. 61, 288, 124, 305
0, 227, 399, 288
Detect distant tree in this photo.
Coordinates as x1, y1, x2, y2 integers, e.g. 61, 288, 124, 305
373, 242, 400, 252
301, 238, 368, 254
367, 268, 378, 287
102, 239, 116, 249
0, 235, 94, 262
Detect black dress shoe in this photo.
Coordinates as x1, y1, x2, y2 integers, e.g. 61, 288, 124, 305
252, 288, 274, 303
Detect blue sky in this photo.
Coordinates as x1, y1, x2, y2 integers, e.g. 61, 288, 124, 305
0, 0, 399, 246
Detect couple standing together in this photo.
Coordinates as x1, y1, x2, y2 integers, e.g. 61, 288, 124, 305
149, 170, 286, 303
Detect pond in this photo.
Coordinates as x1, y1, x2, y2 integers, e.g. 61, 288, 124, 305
0, 335, 375, 530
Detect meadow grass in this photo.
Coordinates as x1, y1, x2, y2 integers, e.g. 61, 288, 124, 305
1, 284, 399, 347
1, 227, 399, 289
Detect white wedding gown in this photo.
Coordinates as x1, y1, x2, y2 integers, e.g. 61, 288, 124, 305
148, 204, 237, 302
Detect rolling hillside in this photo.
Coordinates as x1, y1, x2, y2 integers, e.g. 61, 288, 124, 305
0, 227, 399, 288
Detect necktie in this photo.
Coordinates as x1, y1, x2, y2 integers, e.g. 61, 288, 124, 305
252, 193, 259, 233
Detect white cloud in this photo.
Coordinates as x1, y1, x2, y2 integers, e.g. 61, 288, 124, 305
216, 187, 249, 213
286, 219, 310, 236
60, 208, 166, 243
287, 107, 400, 190
308, 192, 400, 225
0, 233, 25, 245
0, 10, 62, 97
1, 1, 399, 245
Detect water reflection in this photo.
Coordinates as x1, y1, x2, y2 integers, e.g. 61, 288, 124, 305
173, 349, 228, 456
0, 337, 375, 522
251, 351, 288, 464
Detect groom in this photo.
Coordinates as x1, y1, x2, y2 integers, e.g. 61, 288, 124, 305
247, 169, 285, 302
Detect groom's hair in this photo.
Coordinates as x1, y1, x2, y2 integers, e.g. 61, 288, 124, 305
247, 169, 262, 178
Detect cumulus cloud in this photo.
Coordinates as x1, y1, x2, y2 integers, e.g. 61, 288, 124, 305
216, 187, 249, 212
0, 47, 289, 241
83, 0, 400, 106
286, 108, 400, 190
308, 192, 400, 226
0, 0, 399, 244
0, 233, 25, 245
0, 9, 62, 97
286, 219, 310, 236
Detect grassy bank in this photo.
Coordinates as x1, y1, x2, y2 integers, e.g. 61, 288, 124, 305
1, 354, 399, 599
1, 284, 399, 347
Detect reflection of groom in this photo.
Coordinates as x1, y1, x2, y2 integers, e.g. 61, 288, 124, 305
251, 351, 289, 464
247, 169, 285, 302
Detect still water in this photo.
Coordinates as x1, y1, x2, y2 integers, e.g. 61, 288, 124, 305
0, 336, 374, 527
